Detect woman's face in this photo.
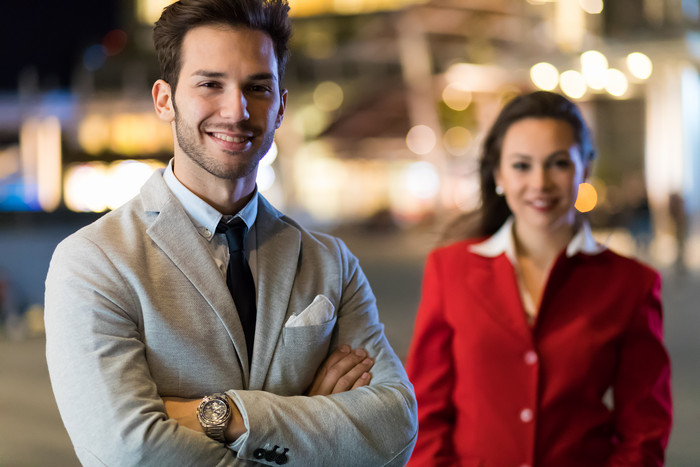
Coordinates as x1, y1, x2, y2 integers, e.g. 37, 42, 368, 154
494, 117, 588, 235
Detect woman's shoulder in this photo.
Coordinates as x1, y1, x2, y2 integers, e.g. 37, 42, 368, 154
588, 248, 661, 284
428, 237, 492, 262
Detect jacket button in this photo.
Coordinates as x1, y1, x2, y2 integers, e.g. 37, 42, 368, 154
265, 446, 279, 461
253, 448, 266, 459
520, 408, 534, 423
523, 350, 538, 365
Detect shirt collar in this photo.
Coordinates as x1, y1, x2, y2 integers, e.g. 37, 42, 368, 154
469, 216, 606, 264
163, 160, 258, 240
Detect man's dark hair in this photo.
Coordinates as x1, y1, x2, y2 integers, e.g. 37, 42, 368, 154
153, 0, 292, 91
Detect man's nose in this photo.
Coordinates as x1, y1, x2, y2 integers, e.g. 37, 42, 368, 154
219, 89, 249, 121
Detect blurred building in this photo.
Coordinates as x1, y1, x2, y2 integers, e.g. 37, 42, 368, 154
1, 0, 699, 265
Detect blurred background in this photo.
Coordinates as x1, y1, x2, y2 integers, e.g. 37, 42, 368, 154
0, 0, 699, 465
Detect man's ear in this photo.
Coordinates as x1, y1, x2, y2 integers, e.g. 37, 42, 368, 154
275, 89, 288, 129
153, 79, 175, 123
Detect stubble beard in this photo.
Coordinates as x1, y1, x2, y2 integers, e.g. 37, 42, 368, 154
173, 107, 275, 182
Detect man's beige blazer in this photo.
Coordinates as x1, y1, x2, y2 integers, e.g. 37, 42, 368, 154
45, 170, 417, 466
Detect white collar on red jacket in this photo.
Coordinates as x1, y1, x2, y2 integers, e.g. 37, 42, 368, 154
469, 216, 606, 265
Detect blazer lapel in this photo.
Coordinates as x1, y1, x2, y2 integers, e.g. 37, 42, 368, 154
249, 196, 300, 389
467, 254, 533, 346
141, 173, 251, 383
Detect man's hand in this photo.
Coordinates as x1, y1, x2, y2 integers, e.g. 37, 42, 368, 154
306, 345, 374, 396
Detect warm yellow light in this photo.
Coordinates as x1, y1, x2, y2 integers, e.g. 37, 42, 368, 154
406, 125, 436, 155
78, 114, 111, 155
64, 163, 110, 212
106, 160, 158, 210
64, 160, 165, 212
575, 182, 598, 212
530, 62, 559, 91
560, 70, 587, 99
580, 50, 608, 90
313, 81, 344, 112
36, 117, 62, 212
605, 68, 629, 97
442, 127, 473, 156
137, 0, 176, 24
579, 0, 603, 14
442, 83, 472, 111
627, 52, 653, 80
292, 105, 329, 137
289, 0, 427, 17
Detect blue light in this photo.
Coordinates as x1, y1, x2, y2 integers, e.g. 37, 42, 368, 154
83, 45, 107, 72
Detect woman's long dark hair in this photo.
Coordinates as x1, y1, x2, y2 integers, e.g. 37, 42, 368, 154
442, 91, 596, 244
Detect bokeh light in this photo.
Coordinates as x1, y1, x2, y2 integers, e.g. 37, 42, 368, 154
560, 70, 587, 99
627, 52, 653, 80
83, 45, 107, 71
579, 0, 604, 14
103, 30, 128, 56
605, 68, 629, 97
442, 83, 473, 111
257, 165, 276, 192
406, 125, 437, 155
575, 182, 598, 212
442, 127, 473, 156
404, 161, 440, 200
259, 142, 278, 168
530, 62, 559, 91
313, 81, 344, 112
580, 50, 608, 90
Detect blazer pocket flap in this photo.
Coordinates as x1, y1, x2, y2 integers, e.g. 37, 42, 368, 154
284, 295, 335, 328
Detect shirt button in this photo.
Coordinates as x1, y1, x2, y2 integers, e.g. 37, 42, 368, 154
520, 408, 534, 423
523, 350, 538, 365
203, 228, 212, 239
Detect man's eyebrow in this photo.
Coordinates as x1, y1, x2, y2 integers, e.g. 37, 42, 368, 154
191, 70, 226, 79
190, 70, 277, 82
248, 72, 277, 82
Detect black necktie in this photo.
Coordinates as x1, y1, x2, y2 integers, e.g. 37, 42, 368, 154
217, 218, 256, 365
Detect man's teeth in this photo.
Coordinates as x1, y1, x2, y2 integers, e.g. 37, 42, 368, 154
213, 133, 247, 143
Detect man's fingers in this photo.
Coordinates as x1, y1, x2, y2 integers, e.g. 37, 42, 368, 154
331, 357, 374, 393
308, 347, 374, 396
350, 371, 372, 390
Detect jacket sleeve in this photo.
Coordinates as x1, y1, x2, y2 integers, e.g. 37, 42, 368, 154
606, 272, 673, 466
45, 234, 238, 466
230, 236, 418, 466
404, 250, 458, 466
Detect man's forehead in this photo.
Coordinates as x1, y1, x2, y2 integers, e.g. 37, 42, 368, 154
179, 24, 279, 75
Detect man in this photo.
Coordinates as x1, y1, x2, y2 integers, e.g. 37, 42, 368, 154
44, 0, 417, 465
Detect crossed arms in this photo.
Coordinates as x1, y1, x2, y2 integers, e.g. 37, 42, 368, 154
45, 233, 417, 466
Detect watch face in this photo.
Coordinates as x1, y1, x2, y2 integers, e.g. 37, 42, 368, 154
203, 399, 228, 423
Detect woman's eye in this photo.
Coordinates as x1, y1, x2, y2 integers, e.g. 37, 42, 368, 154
513, 162, 529, 171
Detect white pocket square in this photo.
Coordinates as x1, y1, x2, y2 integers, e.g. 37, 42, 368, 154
284, 295, 335, 328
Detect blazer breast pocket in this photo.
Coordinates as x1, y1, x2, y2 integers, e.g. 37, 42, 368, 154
266, 295, 337, 395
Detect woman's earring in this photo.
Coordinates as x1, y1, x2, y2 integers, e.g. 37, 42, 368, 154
495, 185, 504, 196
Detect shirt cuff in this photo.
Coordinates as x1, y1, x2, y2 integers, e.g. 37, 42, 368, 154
225, 390, 250, 452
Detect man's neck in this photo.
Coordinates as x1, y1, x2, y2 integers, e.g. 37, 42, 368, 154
172, 159, 256, 215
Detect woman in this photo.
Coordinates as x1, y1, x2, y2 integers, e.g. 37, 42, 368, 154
406, 91, 672, 466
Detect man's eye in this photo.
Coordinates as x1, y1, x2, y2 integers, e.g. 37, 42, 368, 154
248, 84, 271, 93
200, 82, 220, 88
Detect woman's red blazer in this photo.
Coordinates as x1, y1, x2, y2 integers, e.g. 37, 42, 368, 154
406, 239, 672, 467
